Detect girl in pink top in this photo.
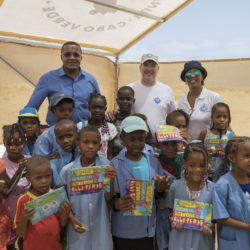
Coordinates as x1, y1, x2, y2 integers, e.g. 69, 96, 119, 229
0, 124, 30, 248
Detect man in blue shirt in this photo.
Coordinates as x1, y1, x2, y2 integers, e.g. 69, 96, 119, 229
26, 41, 100, 126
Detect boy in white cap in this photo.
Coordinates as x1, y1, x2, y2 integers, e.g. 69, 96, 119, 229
110, 116, 173, 250
127, 54, 176, 136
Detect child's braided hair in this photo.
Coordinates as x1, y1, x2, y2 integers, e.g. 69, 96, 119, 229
225, 136, 250, 166
2, 123, 26, 143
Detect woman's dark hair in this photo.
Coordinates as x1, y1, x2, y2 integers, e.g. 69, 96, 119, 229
211, 102, 231, 138
166, 109, 189, 126
2, 123, 26, 143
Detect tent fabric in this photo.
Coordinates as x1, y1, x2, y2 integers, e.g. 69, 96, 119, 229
0, 0, 193, 54
1, 42, 250, 139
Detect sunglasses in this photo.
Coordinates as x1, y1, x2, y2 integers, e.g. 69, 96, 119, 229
185, 71, 201, 79
62, 52, 81, 58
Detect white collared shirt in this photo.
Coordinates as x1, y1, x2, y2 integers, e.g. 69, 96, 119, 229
178, 87, 222, 140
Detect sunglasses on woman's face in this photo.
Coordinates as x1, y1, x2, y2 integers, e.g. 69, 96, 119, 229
185, 71, 201, 79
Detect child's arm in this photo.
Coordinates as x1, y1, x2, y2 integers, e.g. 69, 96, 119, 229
215, 218, 250, 231
58, 200, 71, 227
198, 130, 207, 143
104, 166, 117, 201
16, 207, 35, 237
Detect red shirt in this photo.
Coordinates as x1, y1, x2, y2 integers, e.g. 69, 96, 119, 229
14, 191, 62, 250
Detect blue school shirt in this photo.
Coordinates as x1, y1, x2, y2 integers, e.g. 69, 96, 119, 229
213, 172, 250, 250
26, 67, 100, 126
50, 147, 80, 188
110, 150, 167, 239
33, 125, 59, 156
155, 168, 175, 250
166, 178, 215, 250
57, 155, 113, 250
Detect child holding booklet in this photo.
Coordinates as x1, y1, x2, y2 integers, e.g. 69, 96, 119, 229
111, 116, 170, 250
166, 143, 215, 250
14, 155, 71, 250
57, 125, 117, 250
213, 137, 250, 250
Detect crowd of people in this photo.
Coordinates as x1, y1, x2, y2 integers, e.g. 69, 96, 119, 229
0, 41, 249, 250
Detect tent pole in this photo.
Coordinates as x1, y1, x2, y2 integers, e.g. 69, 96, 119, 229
114, 55, 119, 109
0, 56, 36, 87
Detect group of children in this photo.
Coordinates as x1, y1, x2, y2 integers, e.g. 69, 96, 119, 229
0, 86, 249, 250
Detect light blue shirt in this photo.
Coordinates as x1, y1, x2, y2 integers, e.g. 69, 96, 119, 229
127, 156, 149, 181
213, 172, 250, 250
166, 178, 215, 250
110, 150, 166, 239
26, 67, 100, 126
57, 155, 113, 250
50, 147, 80, 188
33, 125, 59, 156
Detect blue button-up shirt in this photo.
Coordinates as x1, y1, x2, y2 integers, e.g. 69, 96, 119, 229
26, 67, 100, 125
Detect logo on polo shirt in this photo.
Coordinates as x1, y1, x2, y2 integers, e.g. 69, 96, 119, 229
154, 97, 161, 104
200, 104, 208, 112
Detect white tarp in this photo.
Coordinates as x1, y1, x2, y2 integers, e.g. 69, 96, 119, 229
0, 0, 193, 54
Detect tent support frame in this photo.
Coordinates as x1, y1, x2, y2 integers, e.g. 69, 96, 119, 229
0, 55, 36, 87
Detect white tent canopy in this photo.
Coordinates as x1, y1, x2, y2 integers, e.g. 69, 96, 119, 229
0, 0, 193, 56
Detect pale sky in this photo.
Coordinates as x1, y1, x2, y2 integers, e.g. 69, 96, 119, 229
120, 0, 250, 62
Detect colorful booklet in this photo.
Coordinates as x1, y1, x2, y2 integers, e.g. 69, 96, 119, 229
25, 186, 68, 225
204, 138, 228, 158
70, 165, 110, 196
124, 179, 154, 216
172, 199, 212, 231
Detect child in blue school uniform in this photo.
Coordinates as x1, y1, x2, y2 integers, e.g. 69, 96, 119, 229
155, 125, 184, 250
33, 92, 75, 156
199, 102, 235, 182
213, 136, 250, 250
57, 125, 117, 250
166, 143, 215, 250
111, 116, 171, 250
50, 119, 80, 188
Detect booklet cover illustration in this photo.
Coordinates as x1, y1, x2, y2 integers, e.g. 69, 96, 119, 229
25, 186, 68, 225
124, 179, 154, 216
70, 165, 110, 196
172, 199, 212, 230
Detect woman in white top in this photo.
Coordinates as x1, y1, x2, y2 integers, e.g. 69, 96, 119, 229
178, 60, 222, 140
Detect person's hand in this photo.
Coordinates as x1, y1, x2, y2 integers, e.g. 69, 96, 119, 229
115, 194, 134, 212
105, 110, 119, 121
48, 152, 60, 160
21, 207, 35, 221
207, 147, 216, 158
180, 131, 192, 144
153, 175, 171, 193
104, 166, 117, 180
172, 221, 184, 232
18, 158, 28, 176
201, 223, 213, 235
59, 200, 71, 217
70, 216, 87, 234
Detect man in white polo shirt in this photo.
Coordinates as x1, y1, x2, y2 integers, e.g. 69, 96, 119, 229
128, 53, 176, 136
